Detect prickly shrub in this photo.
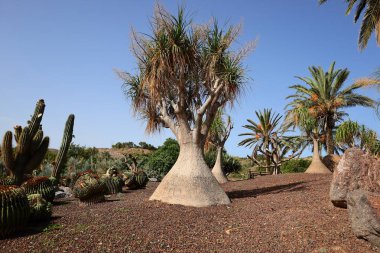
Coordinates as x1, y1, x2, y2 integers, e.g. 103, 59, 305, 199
21, 176, 56, 202
125, 170, 149, 190
73, 174, 106, 206
0, 185, 30, 238
27, 194, 52, 221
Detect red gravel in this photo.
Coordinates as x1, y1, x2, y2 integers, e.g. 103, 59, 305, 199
1, 173, 378, 253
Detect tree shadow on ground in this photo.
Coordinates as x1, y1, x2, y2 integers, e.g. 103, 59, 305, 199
227, 181, 306, 199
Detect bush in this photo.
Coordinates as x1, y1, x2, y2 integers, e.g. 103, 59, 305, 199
146, 138, 179, 178
281, 158, 311, 173
204, 149, 242, 174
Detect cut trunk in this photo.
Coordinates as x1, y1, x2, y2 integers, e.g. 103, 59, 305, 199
211, 147, 228, 184
305, 138, 331, 174
150, 142, 231, 207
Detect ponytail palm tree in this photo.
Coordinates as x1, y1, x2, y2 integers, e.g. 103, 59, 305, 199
286, 61, 374, 155
206, 110, 233, 184
118, 6, 254, 207
319, 0, 380, 50
284, 108, 331, 173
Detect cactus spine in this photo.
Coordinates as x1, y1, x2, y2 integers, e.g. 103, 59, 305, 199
52, 114, 75, 181
27, 194, 52, 221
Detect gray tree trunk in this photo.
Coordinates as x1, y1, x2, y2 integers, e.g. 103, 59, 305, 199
211, 147, 228, 184
305, 138, 331, 174
150, 141, 231, 207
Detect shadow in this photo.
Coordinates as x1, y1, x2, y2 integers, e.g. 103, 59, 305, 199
104, 199, 121, 203
227, 181, 306, 199
5, 216, 63, 239
52, 200, 73, 206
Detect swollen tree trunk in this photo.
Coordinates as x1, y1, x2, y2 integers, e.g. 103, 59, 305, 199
305, 138, 331, 174
211, 147, 228, 184
150, 141, 231, 207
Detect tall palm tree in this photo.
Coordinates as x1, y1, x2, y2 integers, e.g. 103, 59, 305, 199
319, 0, 380, 50
286, 61, 374, 155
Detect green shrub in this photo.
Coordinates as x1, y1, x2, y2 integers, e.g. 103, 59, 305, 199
204, 149, 242, 174
281, 158, 311, 173
146, 138, 179, 178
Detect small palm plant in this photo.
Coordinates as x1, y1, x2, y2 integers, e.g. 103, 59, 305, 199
239, 109, 304, 174
336, 120, 380, 155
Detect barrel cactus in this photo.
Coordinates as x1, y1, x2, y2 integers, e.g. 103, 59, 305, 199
73, 173, 106, 206
101, 176, 124, 194
21, 176, 56, 202
0, 185, 30, 238
125, 170, 149, 190
27, 194, 52, 221
0, 176, 16, 186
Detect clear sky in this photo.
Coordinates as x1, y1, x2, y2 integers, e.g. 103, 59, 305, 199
0, 0, 379, 157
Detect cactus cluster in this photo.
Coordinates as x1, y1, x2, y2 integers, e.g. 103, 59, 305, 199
0, 176, 16, 186
21, 176, 56, 203
1, 100, 49, 185
0, 185, 30, 238
125, 170, 149, 190
27, 194, 52, 221
0, 99, 74, 187
73, 173, 106, 206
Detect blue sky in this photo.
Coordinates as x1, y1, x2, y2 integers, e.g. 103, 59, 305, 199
0, 0, 379, 157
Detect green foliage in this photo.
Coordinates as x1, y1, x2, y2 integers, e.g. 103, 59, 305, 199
138, 142, 156, 150
204, 149, 242, 174
281, 158, 311, 173
21, 176, 56, 203
112, 142, 137, 149
0, 185, 30, 238
146, 138, 179, 178
73, 173, 106, 205
27, 193, 52, 221
67, 144, 98, 161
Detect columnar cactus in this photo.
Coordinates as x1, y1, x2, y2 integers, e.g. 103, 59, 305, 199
27, 194, 52, 221
73, 173, 106, 206
0, 185, 30, 238
52, 114, 75, 182
1, 99, 49, 185
0, 99, 75, 186
21, 176, 56, 203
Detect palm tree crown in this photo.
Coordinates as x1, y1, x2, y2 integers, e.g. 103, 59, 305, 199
286, 61, 374, 155
319, 0, 380, 50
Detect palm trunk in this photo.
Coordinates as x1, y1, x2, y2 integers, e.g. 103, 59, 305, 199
326, 120, 335, 155
305, 138, 331, 174
266, 156, 271, 174
211, 146, 228, 184
150, 141, 231, 207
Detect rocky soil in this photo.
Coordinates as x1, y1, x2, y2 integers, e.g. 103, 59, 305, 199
1, 173, 378, 253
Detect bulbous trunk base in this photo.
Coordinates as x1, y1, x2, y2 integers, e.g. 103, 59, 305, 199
211, 147, 228, 184
149, 144, 231, 207
305, 138, 331, 174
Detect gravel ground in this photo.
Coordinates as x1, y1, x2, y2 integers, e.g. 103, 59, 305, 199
1, 173, 378, 253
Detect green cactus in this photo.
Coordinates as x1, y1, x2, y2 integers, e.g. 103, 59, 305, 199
27, 194, 52, 221
0, 176, 16, 186
1, 99, 49, 185
52, 114, 75, 182
0, 185, 30, 238
0, 99, 75, 187
101, 176, 123, 194
73, 173, 106, 206
125, 170, 149, 190
21, 176, 56, 203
